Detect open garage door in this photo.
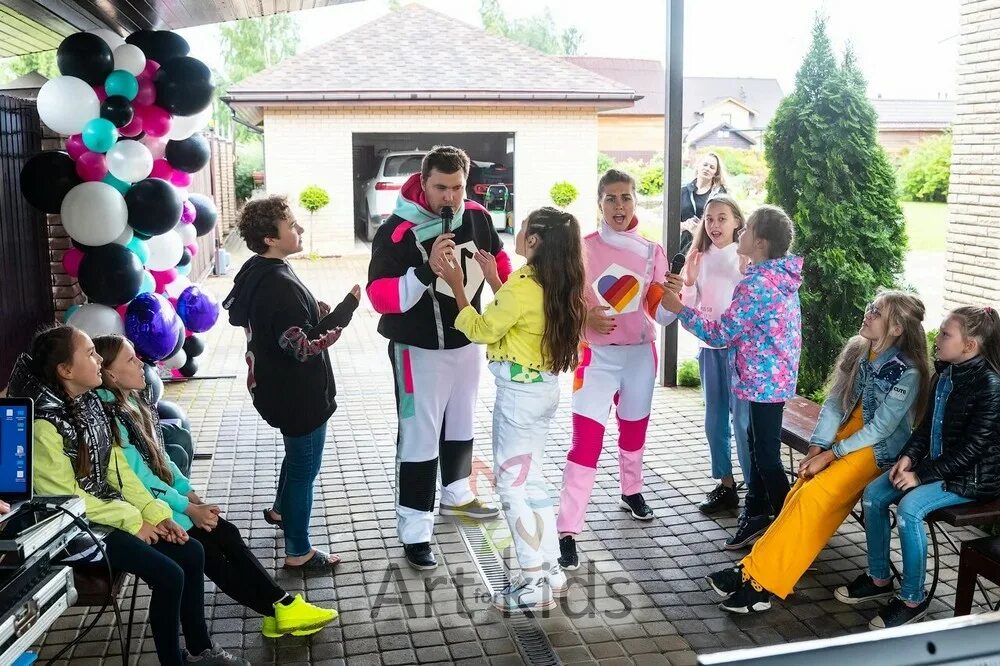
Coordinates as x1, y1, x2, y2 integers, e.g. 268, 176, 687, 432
352, 132, 514, 241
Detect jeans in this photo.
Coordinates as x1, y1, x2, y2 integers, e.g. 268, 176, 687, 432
863, 472, 973, 602
744, 401, 790, 518
103, 529, 212, 666
698, 347, 750, 480
274, 422, 327, 556
189, 518, 286, 616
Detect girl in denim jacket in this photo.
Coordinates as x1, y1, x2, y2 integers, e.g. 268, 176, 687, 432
701, 291, 930, 613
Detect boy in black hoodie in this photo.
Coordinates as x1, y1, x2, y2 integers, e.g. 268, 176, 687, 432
224, 195, 359, 572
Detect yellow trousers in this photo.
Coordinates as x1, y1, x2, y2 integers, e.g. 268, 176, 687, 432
742, 447, 881, 599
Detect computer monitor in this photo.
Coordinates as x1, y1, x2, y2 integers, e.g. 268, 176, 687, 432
698, 611, 1000, 665
0, 398, 32, 505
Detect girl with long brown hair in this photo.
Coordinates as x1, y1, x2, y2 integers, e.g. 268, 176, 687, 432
437, 206, 586, 612
92, 334, 339, 639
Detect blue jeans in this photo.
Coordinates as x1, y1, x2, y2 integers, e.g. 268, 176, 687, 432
274, 423, 327, 557
698, 347, 750, 480
863, 472, 972, 602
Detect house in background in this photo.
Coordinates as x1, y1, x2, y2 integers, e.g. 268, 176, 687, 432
870, 98, 955, 154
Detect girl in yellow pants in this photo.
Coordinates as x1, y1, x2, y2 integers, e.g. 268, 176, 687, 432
705, 291, 932, 613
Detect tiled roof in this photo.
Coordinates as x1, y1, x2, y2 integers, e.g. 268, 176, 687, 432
564, 57, 664, 115
870, 98, 954, 129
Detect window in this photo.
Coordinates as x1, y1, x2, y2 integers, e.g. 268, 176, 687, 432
718, 130, 730, 138
722, 113, 732, 124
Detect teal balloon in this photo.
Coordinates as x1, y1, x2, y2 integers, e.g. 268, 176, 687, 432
82, 118, 118, 153
176, 262, 191, 277
102, 172, 130, 194
105, 70, 139, 101
64, 303, 81, 323
139, 270, 156, 294
126, 236, 150, 265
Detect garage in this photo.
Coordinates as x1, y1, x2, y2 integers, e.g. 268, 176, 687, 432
352, 131, 515, 241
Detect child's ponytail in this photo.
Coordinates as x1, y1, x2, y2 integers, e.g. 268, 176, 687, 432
949, 305, 1000, 375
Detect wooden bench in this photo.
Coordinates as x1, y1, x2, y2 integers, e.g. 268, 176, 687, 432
779, 395, 1000, 609
954, 535, 1000, 616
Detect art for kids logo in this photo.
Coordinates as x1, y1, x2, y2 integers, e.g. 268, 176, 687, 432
593, 264, 643, 314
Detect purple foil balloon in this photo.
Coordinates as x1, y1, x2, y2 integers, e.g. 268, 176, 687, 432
176, 285, 219, 333
125, 292, 183, 361
180, 199, 196, 224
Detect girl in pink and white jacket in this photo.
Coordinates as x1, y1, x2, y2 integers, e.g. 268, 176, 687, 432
662, 205, 802, 551
556, 169, 674, 571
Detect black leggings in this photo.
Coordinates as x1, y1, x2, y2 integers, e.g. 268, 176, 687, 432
189, 517, 286, 616
103, 529, 212, 666
744, 401, 791, 518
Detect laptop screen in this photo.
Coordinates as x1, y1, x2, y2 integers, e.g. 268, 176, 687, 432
0, 398, 32, 502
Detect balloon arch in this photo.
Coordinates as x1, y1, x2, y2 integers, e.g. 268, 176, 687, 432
19, 28, 221, 381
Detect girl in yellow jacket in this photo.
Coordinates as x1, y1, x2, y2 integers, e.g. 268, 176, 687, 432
6, 325, 247, 666
435, 207, 587, 613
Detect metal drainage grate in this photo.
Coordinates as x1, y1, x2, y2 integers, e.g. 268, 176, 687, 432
455, 519, 562, 666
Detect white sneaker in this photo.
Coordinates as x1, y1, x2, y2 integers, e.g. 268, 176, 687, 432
492, 575, 557, 613
545, 566, 568, 598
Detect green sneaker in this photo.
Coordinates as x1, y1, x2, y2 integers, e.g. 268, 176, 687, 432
261, 616, 282, 638
273, 595, 338, 636
440, 498, 500, 520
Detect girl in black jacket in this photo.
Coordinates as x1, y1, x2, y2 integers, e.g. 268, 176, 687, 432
678, 152, 727, 253
836, 306, 1000, 630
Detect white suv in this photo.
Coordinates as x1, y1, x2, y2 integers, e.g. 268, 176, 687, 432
362, 151, 427, 241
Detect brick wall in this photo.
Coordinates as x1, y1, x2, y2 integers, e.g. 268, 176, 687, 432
262, 105, 601, 255
943, 0, 1000, 312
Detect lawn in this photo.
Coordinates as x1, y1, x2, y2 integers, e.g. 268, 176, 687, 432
902, 201, 948, 252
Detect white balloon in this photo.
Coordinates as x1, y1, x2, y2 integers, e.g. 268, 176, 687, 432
162, 348, 187, 370
176, 221, 197, 246
145, 230, 184, 271
61, 182, 127, 246
107, 140, 153, 183
67, 303, 125, 338
113, 226, 134, 246
87, 29, 126, 51
140, 134, 168, 160
165, 105, 213, 141
112, 44, 146, 76
36, 77, 100, 135
164, 275, 192, 300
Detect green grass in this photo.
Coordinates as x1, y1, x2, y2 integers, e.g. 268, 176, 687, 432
902, 201, 947, 252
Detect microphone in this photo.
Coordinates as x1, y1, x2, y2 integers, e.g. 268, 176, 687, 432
670, 252, 686, 276
441, 206, 454, 234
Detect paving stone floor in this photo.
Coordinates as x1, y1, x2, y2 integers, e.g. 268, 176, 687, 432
32, 245, 999, 665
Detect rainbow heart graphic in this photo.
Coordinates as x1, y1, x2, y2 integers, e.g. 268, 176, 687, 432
598, 273, 640, 312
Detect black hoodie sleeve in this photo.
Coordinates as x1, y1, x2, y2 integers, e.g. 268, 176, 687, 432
257, 278, 340, 363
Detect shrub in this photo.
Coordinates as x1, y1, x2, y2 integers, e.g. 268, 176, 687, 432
897, 133, 952, 202
638, 164, 664, 196
298, 185, 330, 255
597, 152, 615, 174
927, 329, 938, 360
550, 181, 578, 207
234, 143, 263, 202
712, 147, 769, 180
677, 358, 701, 388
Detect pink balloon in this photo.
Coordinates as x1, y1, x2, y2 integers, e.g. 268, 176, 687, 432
93, 85, 107, 103
140, 134, 168, 160
151, 269, 178, 293
119, 113, 143, 137
184, 329, 194, 338
181, 200, 196, 224
76, 151, 108, 181
185, 243, 198, 257
62, 247, 84, 278
134, 79, 156, 106
170, 368, 183, 379
170, 170, 192, 188
116, 304, 128, 321
141, 105, 172, 138
150, 158, 174, 180
142, 60, 160, 79
66, 134, 87, 161
168, 297, 178, 309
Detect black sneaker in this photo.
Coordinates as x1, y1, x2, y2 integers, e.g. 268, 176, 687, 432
724, 513, 771, 550
558, 535, 579, 571
620, 493, 654, 521
699, 483, 740, 514
403, 542, 437, 571
834, 573, 895, 605
706, 564, 743, 599
868, 596, 930, 630
720, 570, 771, 613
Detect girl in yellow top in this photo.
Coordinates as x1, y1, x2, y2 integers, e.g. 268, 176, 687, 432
5, 325, 248, 665
436, 207, 587, 613
703, 291, 931, 614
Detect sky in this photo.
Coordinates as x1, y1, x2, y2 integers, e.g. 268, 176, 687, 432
178, 0, 960, 100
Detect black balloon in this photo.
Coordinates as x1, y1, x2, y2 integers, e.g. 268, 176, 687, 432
125, 178, 182, 236
78, 243, 144, 307
133, 229, 153, 240
182, 334, 205, 358
72, 239, 99, 253
143, 363, 164, 404
177, 248, 192, 267
156, 399, 191, 430
154, 57, 214, 116
20, 151, 81, 214
100, 95, 134, 129
57, 32, 114, 86
189, 193, 218, 237
125, 30, 190, 65
165, 134, 209, 173
178, 355, 199, 378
